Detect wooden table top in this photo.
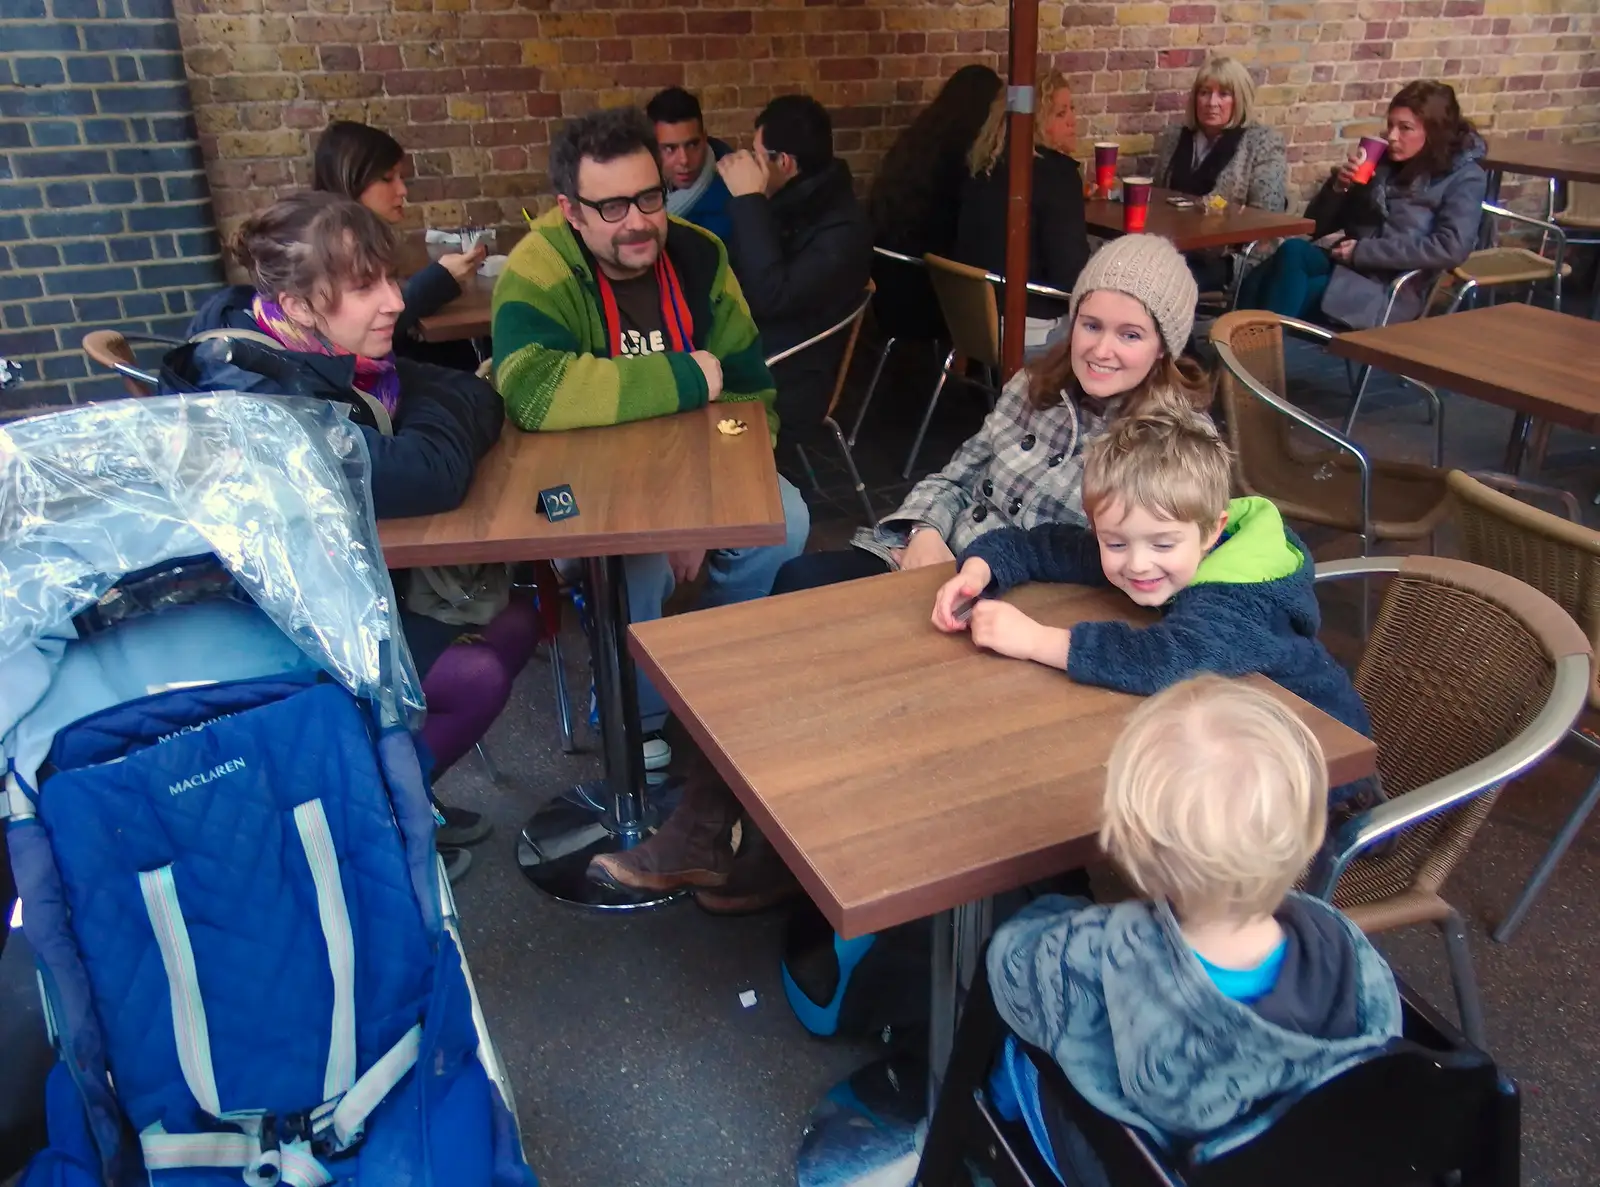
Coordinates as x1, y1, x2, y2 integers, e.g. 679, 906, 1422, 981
378, 404, 786, 567
417, 274, 493, 343
1330, 303, 1600, 436
1481, 138, 1600, 185
1083, 186, 1313, 251
630, 566, 1378, 938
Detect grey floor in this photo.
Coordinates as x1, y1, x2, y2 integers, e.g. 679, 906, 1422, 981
444, 305, 1600, 1186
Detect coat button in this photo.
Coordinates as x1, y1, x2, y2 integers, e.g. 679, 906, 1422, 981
972, 506, 988, 523
1047, 452, 1064, 467
1008, 497, 1023, 516
1020, 433, 1036, 450
981, 478, 994, 496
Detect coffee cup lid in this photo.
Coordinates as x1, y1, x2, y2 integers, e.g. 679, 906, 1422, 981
1095, 141, 1119, 148
1123, 175, 1153, 184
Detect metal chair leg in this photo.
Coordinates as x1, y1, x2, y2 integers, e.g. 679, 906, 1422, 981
794, 441, 823, 496
903, 348, 955, 480
848, 335, 896, 449
1494, 761, 1600, 943
1342, 365, 1375, 436
1439, 907, 1488, 1051
827, 414, 878, 528
549, 633, 577, 754
475, 741, 505, 784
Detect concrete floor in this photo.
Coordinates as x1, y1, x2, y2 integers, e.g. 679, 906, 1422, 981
440, 315, 1600, 1187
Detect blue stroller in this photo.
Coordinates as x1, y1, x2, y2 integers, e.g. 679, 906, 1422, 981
0, 394, 537, 1186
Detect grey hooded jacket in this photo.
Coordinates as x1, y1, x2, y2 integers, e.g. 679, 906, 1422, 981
1305, 134, 1487, 328
989, 893, 1402, 1180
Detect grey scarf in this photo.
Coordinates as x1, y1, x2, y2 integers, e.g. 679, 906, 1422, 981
666, 150, 717, 219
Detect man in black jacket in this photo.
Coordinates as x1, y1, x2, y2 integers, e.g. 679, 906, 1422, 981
718, 94, 872, 445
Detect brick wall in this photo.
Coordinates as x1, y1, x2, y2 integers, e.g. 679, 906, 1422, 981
173, 0, 1598, 260
1, 0, 224, 414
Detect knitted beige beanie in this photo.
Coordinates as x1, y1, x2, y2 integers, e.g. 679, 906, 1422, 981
1068, 234, 1199, 358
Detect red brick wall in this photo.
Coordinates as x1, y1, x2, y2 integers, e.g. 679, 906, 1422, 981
174, 0, 1600, 255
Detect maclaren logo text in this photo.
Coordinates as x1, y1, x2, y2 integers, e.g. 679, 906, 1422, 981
168, 758, 247, 796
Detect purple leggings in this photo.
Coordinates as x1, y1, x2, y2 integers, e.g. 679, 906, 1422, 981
419, 598, 541, 776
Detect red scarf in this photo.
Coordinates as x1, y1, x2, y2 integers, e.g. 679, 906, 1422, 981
594, 253, 694, 357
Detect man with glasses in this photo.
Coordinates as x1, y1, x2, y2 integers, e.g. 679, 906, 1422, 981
646, 86, 734, 243
493, 108, 809, 893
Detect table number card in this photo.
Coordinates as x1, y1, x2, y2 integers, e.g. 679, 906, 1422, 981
538, 484, 579, 522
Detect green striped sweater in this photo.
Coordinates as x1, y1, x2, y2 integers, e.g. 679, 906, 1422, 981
492, 208, 778, 441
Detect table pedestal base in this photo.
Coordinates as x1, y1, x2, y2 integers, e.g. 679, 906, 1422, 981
516, 783, 682, 909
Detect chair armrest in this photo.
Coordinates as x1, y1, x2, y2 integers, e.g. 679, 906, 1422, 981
1214, 335, 1371, 463
763, 289, 874, 367
1465, 470, 1583, 521
1481, 202, 1568, 263
1378, 269, 1425, 326
872, 245, 922, 268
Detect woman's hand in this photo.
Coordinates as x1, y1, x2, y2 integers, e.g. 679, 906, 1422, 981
932, 557, 992, 632
969, 601, 1071, 667
899, 527, 956, 571
439, 243, 488, 286
1332, 151, 1362, 194
1330, 238, 1357, 264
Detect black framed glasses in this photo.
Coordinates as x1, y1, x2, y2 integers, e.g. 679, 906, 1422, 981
577, 185, 668, 224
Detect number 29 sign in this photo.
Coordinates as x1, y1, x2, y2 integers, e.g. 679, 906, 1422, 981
538, 484, 579, 522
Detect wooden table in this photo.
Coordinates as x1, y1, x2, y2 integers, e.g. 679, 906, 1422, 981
632, 565, 1377, 939
416, 273, 493, 343
1330, 303, 1600, 472
1083, 185, 1313, 252
1481, 137, 1600, 188
632, 565, 1375, 1131
382, 405, 786, 908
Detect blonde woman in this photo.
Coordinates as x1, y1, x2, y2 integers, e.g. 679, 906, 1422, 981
953, 68, 1091, 351
1152, 56, 1288, 213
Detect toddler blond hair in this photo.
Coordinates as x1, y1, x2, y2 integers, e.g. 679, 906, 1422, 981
1100, 674, 1328, 922
1081, 405, 1231, 531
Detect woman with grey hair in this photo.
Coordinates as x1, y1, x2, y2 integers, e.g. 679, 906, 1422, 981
1153, 56, 1288, 213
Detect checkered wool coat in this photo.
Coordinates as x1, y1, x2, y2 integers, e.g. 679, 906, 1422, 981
851, 370, 1119, 565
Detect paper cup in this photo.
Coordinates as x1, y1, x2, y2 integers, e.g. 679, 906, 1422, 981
1094, 142, 1119, 193
1351, 136, 1387, 185
1122, 177, 1153, 233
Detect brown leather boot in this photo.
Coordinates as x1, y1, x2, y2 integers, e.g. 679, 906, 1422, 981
693, 821, 803, 915
587, 756, 738, 891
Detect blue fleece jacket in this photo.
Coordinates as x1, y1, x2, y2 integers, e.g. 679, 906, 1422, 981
960, 496, 1373, 750
683, 137, 735, 243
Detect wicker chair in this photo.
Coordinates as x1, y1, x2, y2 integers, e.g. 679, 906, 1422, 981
1446, 470, 1600, 942
1307, 556, 1592, 1048
1446, 202, 1571, 315
1211, 310, 1450, 556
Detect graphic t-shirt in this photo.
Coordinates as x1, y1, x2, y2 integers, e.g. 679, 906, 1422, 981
610, 272, 668, 357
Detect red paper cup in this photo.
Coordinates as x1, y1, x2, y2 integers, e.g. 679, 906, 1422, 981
1094, 142, 1118, 193
1122, 176, 1153, 232
1351, 136, 1387, 185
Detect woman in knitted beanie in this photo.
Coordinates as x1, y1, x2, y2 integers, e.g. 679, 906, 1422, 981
772, 233, 1210, 596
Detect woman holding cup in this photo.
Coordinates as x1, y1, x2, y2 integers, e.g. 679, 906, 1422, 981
1235, 80, 1486, 328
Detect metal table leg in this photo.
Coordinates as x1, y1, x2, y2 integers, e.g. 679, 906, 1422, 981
794, 899, 995, 1186
517, 554, 681, 909
1502, 411, 1533, 475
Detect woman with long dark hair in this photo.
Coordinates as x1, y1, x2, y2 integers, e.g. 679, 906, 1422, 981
313, 120, 487, 363
868, 64, 1005, 340
1237, 80, 1486, 327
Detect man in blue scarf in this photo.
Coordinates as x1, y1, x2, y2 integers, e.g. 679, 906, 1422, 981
647, 86, 734, 243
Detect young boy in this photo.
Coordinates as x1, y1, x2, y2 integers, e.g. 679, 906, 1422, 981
986, 676, 1401, 1182
931, 405, 1373, 762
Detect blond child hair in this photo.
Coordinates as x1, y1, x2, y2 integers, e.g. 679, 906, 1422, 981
1080, 405, 1232, 530
1100, 674, 1328, 922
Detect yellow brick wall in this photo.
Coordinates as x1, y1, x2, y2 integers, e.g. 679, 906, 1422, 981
173, 0, 1600, 249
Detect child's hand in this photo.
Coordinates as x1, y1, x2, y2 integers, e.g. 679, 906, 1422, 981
969, 601, 1071, 668
931, 558, 992, 632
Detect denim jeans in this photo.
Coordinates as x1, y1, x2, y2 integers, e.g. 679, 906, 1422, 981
625, 474, 810, 731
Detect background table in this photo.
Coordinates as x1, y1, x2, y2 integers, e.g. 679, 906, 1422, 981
1084, 186, 1313, 252
1330, 303, 1600, 473
416, 273, 493, 344
1481, 137, 1600, 190
381, 404, 786, 907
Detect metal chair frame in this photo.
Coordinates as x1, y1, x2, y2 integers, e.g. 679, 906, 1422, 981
765, 283, 878, 527
1446, 202, 1570, 317
81, 330, 175, 394
1307, 556, 1593, 1047
1214, 314, 1444, 557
